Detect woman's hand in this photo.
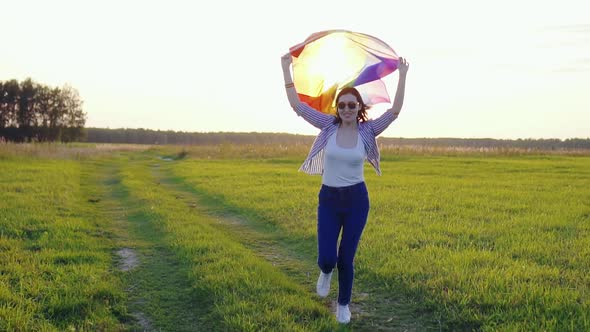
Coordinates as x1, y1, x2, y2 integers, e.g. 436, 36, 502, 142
281, 52, 292, 69
398, 57, 409, 76
387, 57, 408, 117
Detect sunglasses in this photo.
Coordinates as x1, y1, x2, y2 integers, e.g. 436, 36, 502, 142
337, 102, 359, 110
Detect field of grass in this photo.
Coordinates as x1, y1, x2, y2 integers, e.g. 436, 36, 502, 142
1, 142, 588, 331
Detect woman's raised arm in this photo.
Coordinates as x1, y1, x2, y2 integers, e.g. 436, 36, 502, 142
281, 52, 334, 129
281, 53, 300, 110
371, 57, 409, 136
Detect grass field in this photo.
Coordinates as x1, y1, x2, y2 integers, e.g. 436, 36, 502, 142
1, 143, 588, 331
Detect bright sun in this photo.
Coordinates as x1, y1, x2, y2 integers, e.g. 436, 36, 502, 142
293, 33, 365, 96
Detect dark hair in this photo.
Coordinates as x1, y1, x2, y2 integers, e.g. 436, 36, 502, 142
333, 87, 369, 124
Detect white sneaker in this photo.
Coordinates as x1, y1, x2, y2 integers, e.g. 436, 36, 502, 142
316, 271, 332, 298
336, 304, 351, 324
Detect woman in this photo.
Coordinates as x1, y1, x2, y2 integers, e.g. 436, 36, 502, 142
281, 52, 409, 324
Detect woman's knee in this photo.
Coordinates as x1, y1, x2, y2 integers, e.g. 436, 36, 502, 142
318, 256, 337, 272
337, 257, 354, 272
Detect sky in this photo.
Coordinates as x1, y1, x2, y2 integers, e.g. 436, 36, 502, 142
2, 0, 589, 139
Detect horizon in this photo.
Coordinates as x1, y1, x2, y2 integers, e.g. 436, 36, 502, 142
3, 0, 589, 140
85, 127, 590, 141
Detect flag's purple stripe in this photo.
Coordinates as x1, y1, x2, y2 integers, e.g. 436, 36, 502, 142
353, 58, 398, 87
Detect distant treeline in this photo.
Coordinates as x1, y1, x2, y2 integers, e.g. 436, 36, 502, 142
378, 137, 590, 150
86, 128, 315, 145
85, 127, 590, 150
0, 78, 86, 142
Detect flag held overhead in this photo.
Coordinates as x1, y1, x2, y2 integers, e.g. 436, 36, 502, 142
289, 30, 399, 115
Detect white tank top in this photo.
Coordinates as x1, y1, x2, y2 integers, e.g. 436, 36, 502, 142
322, 131, 367, 187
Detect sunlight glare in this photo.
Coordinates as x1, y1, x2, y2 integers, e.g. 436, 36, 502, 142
295, 33, 365, 95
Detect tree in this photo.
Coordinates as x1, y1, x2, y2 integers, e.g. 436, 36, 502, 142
0, 79, 20, 128
0, 78, 87, 142
60, 84, 86, 142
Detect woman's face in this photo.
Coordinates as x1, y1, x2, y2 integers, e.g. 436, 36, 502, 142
337, 93, 359, 124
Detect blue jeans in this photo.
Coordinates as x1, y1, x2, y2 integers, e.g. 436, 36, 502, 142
317, 181, 369, 305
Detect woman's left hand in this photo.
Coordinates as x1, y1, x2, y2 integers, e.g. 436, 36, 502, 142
398, 57, 409, 76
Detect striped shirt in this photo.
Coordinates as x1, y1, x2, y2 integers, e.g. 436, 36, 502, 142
295, 102, 397, 176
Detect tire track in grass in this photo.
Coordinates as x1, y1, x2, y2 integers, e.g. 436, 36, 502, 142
153, 160, 441, 331
88, 161, 151, 331
97, 160, 214, 331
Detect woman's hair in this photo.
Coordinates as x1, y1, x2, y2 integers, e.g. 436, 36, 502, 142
333, 87, 369, 124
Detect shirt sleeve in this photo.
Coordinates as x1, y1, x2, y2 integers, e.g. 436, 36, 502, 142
295, 102, 335, 129
370, 110, 397, 136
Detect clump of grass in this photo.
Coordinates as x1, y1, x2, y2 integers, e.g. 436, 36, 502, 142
176, 149, 188, 159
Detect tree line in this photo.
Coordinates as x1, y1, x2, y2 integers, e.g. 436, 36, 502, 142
85, 128, 315, 146
85, 127, 590, 150
0, 78, 86, 142
378, 137, 590, 150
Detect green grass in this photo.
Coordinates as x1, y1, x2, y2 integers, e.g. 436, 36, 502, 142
1, 142, 589, 331
168, 152, 590, 331
0, 158, 126, 331
116, 159, 338, 331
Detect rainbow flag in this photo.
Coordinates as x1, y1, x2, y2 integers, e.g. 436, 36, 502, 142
289, 30, 399, 115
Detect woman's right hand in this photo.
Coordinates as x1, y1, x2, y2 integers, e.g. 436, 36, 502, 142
281, 52, 292, 68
